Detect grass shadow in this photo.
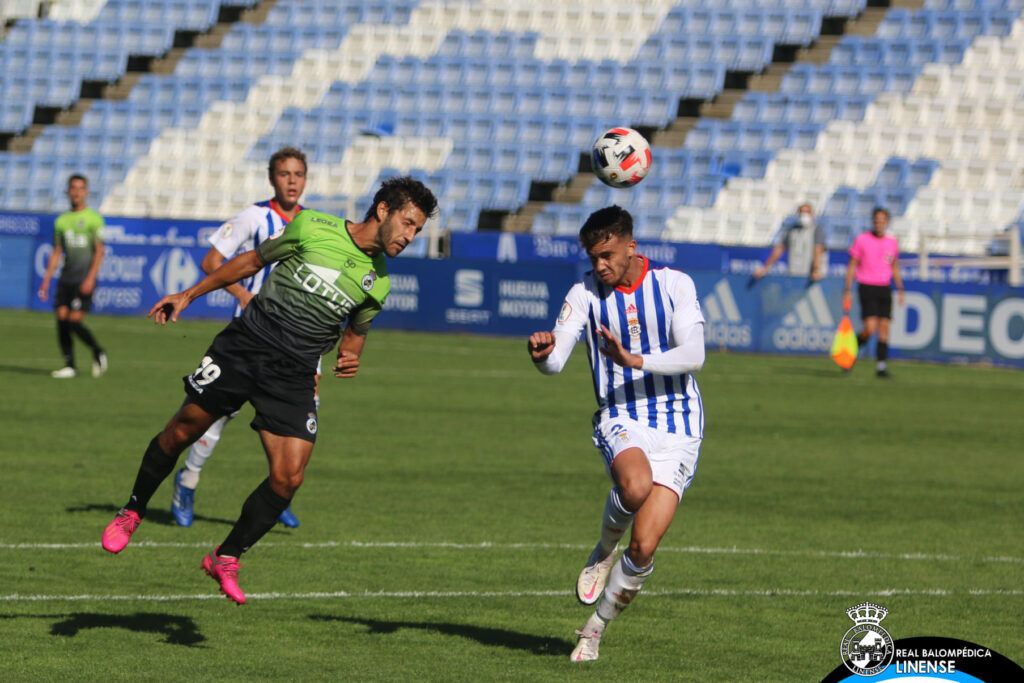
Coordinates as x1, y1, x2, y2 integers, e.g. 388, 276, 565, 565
65, 502, 287, 531
310, 614, 570, 657
0, 364, 53, 376
44, 612, 207, 646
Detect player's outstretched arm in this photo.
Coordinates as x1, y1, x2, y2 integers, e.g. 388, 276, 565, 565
334, 326, 366, 378
148, 250, 263, 324
528, 331, 556, 362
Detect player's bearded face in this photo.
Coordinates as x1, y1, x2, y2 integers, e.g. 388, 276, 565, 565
378, 202, 427, 257
587, 234, 636, 287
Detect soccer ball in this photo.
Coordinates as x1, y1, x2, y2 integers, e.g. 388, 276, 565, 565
591, 127, 652, 188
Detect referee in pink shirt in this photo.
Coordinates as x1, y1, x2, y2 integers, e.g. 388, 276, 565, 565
842, 207, 905, 377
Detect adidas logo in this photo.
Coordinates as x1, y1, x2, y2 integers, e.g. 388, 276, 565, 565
702, 279, 752, 348
702, 279, 742, 323
781, 285, 834, 328
773, 284, 836, 351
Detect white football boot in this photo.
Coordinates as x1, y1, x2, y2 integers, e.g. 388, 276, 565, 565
576, 543, 617, 605
51, 366, 76, 378
92, 352, 108, 378
570, 627, 602, 662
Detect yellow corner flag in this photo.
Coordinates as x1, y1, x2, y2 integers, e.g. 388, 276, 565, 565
831, 315, 859, 369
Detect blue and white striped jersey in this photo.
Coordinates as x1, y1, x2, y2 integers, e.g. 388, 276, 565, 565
207, 199, 301, 318
547, 257, 706, 437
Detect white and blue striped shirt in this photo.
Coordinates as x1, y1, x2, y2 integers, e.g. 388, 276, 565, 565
540, 257, 706, 437
207, 199, 301, 317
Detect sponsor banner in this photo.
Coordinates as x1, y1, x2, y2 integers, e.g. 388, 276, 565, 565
376, 259, 573, 336
448, 232, 994, 284
0, 235, 35, 308
0, 212, 46, 237
29, 240, 235, 319
6, 209, 1021, 367
686, 274, 1024, 366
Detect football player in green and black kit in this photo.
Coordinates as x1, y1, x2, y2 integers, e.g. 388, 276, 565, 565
100, 177, 437, 604
38, 174, 108, 379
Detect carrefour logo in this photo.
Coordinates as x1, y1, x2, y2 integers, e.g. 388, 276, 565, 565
149, 248, 199, 295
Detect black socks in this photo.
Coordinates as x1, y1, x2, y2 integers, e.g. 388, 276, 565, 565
57, 320, 73, 367
124, 437, 178, 516
70, 321, 102, 357
219, 479, 292, 558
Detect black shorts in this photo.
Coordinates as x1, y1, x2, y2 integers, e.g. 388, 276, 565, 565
182, 318, 319, 442
55, 282, 92, 312
858, 284, 893, 320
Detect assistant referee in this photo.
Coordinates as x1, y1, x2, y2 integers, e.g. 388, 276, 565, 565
842, 207, 905, 378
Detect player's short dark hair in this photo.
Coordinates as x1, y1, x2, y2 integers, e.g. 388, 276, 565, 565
872, 206, 890, 219
67, 174, 88, 187
364, 176, 439, 221
579, 205, 634, 250
268, 147, 307, 176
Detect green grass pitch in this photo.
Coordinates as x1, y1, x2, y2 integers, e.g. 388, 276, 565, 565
0, 309, 1020, 681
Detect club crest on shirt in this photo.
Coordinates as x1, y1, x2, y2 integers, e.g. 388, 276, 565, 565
220, 222, 233, 237
625, 304, 641, 339
361, 270, 377, 291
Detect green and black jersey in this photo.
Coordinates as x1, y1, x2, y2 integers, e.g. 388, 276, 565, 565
243, 210, 390, 361
54, 208, 104, 284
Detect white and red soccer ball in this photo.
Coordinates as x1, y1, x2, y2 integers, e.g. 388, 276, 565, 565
591, 127, 652, 188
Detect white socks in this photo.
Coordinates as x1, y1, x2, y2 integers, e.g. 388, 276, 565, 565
599, 487, 635, 556
183, 414, 232, 485
596, 553, 654, 623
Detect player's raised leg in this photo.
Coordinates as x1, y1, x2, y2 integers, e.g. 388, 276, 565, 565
102, 403, 221, 553
202, 430, 313, 604
572, 483, 678, 663
172, 414, 231, 526
577, 486, 635, 605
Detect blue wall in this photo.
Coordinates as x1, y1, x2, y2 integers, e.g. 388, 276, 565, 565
4, 211, 1022, 367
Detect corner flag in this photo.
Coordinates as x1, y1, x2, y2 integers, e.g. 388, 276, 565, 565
830, 315, 858, 369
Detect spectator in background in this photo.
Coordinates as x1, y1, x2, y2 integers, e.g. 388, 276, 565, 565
752, 203, 826, 282
37, 174, 108, 379
843, 207, 905, 378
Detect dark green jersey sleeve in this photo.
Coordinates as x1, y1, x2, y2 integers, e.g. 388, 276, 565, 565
256, 213, 304, 265
348, 299, 383, 335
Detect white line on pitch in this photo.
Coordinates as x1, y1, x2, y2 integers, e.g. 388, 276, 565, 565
0, 539, 1020, 565
1, 588, 1021, 604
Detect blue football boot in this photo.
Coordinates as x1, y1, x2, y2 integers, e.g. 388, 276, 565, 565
277, 505, 300, 528
171, 469, 195, 527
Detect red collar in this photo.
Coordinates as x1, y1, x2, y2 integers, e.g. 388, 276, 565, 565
615, 255, 649, 294
270, 199, 301, 224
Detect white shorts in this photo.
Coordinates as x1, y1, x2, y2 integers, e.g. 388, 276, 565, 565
592, 416, 702, 500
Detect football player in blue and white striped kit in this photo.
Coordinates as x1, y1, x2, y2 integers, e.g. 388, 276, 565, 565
528, 205, 706, 663
171, 147, 308, 529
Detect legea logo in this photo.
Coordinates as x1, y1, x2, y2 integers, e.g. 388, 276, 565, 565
150, 248, 199, 295
454, 269, 484, 307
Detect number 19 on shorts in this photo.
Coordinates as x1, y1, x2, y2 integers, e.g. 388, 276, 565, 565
188, 356, 221, 393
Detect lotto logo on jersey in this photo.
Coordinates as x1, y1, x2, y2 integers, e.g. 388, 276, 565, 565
293, 263, 356, 314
